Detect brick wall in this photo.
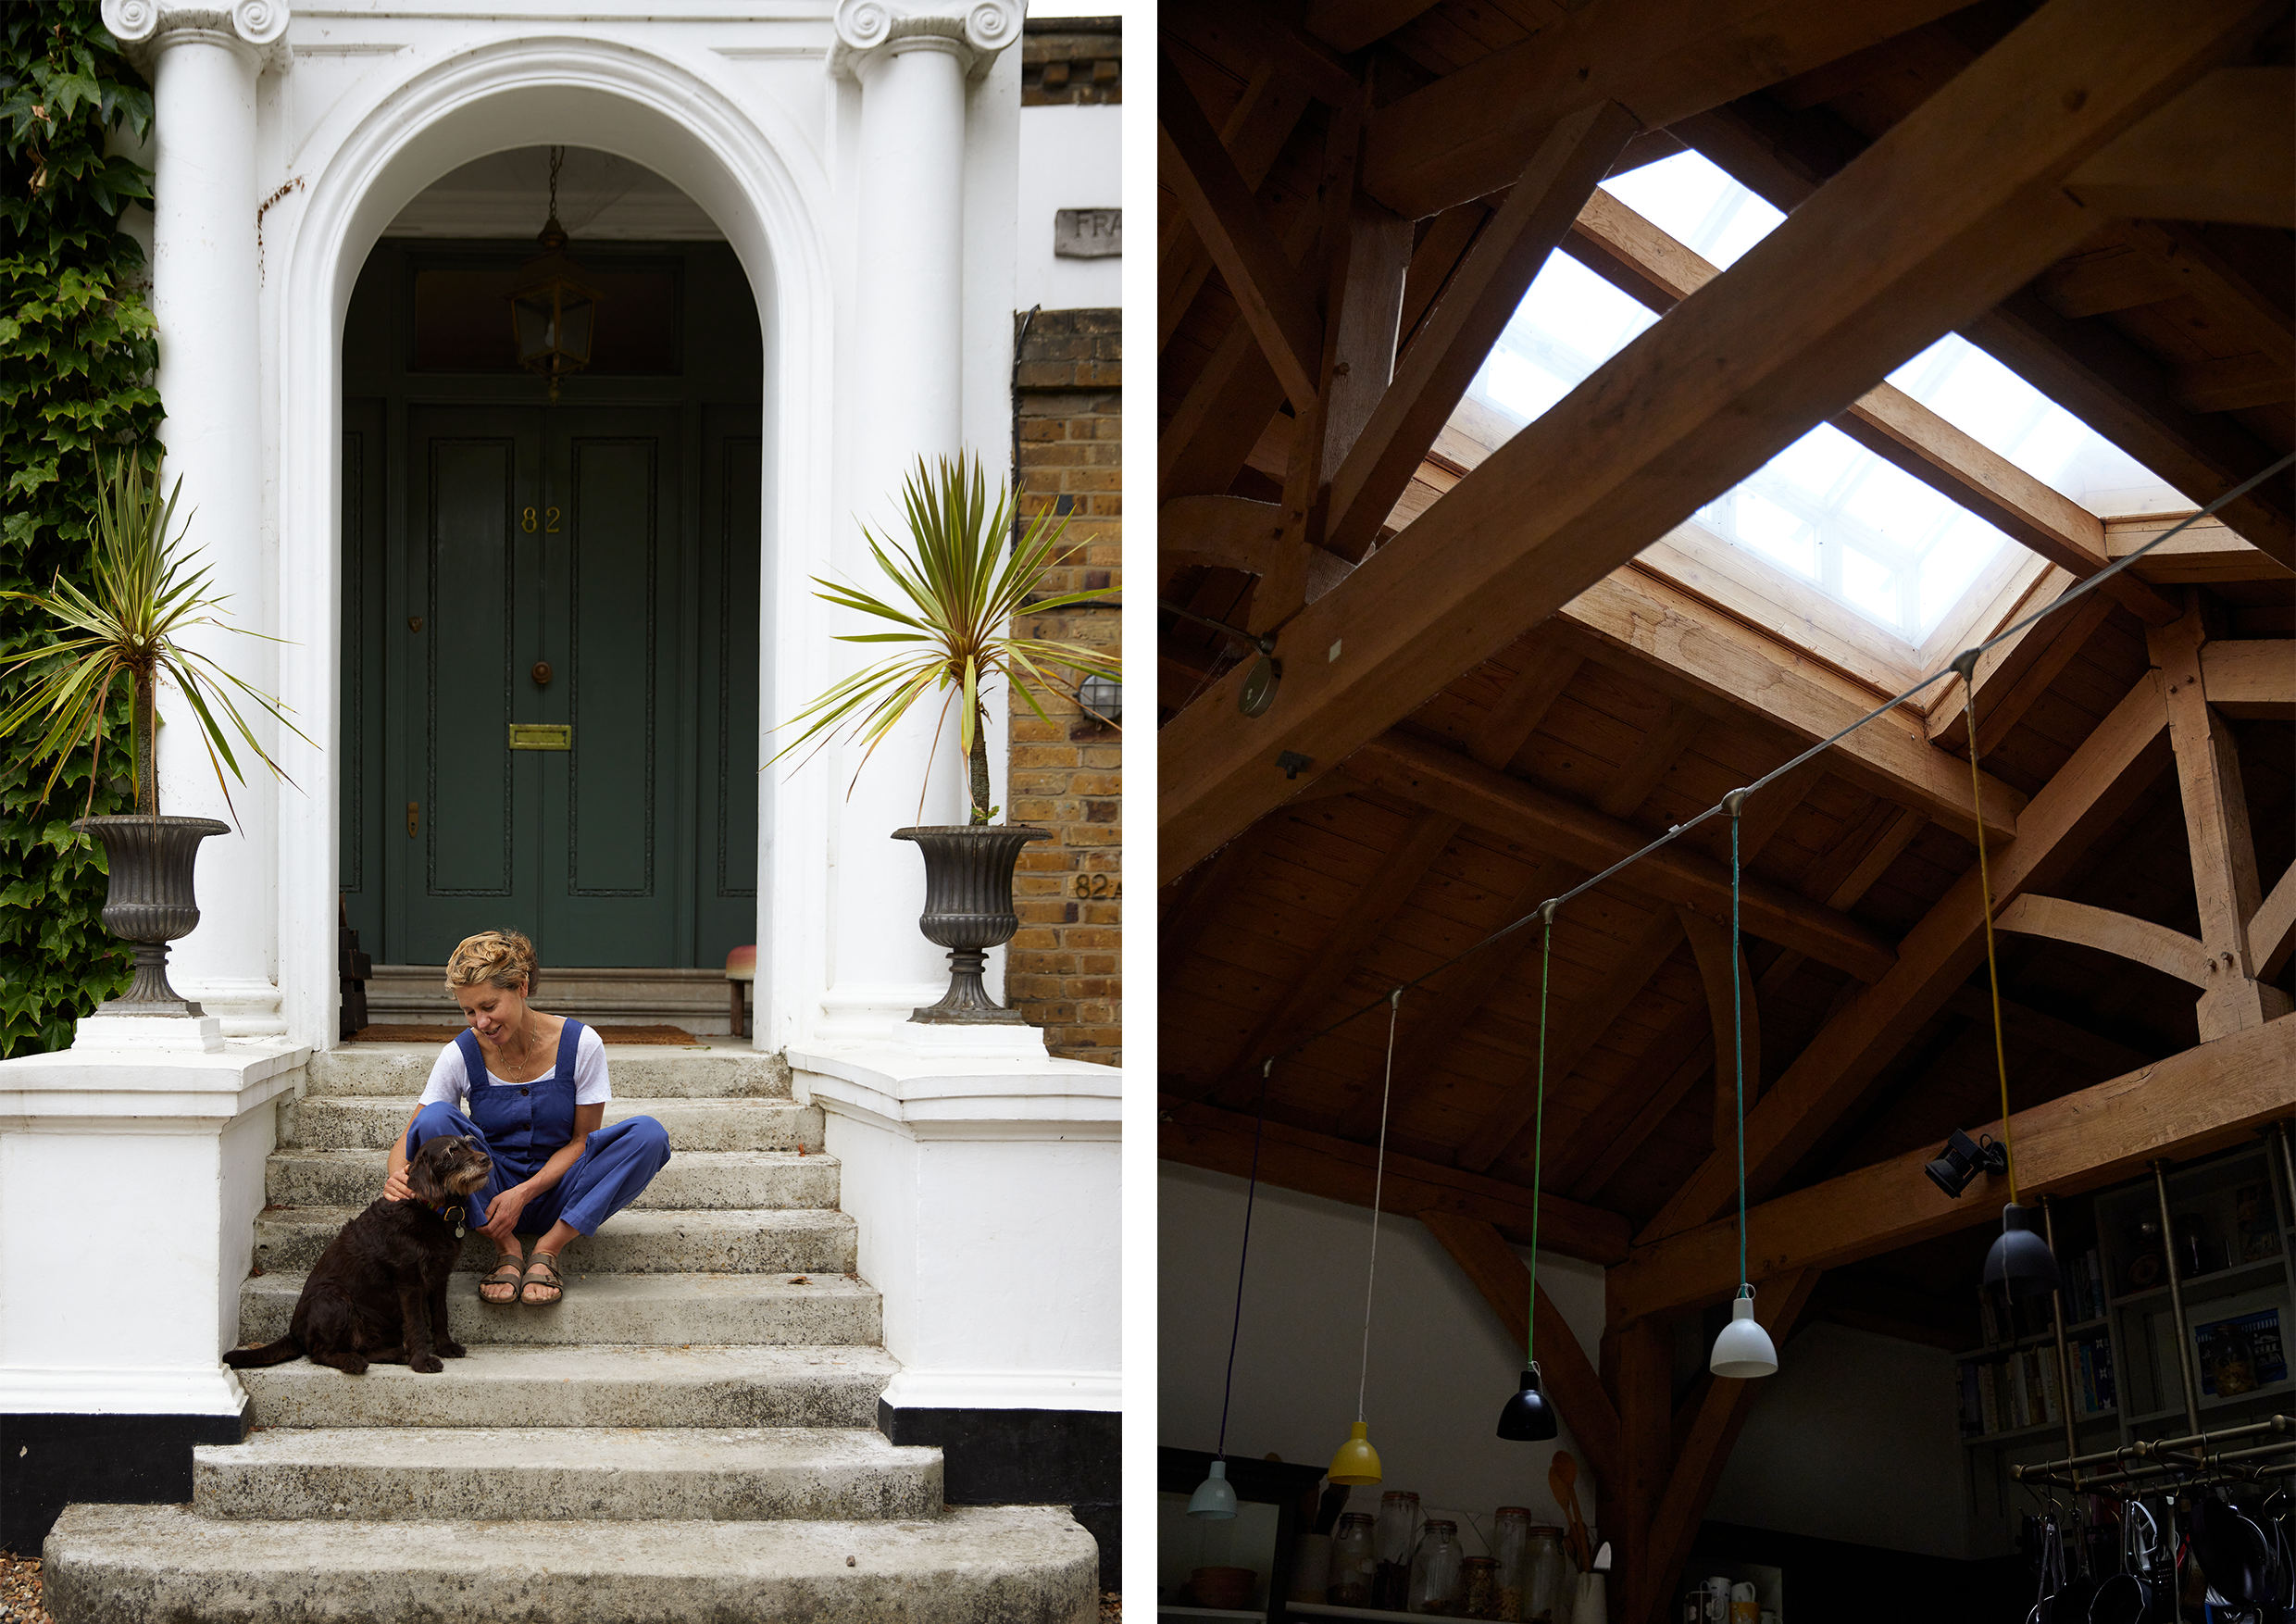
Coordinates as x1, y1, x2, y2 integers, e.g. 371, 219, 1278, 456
1007, 307, 1120, 1067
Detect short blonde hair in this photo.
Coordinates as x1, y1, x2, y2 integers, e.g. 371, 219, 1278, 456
445, 930, 536, 993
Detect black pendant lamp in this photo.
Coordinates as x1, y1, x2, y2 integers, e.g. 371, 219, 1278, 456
1953, 649, 2059, 1303
1496, 902, 1564, 1442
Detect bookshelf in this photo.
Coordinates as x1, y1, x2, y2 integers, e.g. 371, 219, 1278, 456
1957, 1140, 2295, 1473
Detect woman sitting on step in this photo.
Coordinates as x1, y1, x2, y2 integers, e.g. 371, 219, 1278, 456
382, 930, 672, 1307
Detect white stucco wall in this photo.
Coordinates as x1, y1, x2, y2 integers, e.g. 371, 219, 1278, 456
1017, 101, 1121, 312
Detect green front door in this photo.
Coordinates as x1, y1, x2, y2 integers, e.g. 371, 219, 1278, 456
400, 404, 682, 966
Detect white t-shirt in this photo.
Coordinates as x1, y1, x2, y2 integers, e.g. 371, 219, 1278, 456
418, 1023, 612, 1111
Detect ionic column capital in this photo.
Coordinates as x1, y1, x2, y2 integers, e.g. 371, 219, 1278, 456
99, 1, 290, 71
829, 0, 1021, 81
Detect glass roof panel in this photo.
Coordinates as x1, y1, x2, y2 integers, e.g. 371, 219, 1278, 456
1599, 152, 1785, 269
1887, 334, 2190, 517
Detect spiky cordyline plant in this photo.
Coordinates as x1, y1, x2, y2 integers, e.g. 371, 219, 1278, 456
774, 452, 1119, 825
0, 452, 306, 823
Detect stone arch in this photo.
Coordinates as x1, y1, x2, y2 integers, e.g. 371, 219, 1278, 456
269, 33, 834, 1045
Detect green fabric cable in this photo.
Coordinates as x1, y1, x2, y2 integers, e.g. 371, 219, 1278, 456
1731, 797, 1747, 1294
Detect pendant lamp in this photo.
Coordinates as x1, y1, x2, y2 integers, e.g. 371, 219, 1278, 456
1953, 655, 2060, 1303
1192, 1060, 1279, 1519
1329, 992, 1405, 1486
1498, 902, 1563, 1441
1708, 793, 1780, 1381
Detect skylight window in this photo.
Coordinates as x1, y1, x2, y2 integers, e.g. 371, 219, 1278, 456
1599, 151, 1784, 269
1888, 334, 2190, 517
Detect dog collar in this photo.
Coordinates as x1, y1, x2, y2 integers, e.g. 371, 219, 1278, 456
429, 1201, 467, 1238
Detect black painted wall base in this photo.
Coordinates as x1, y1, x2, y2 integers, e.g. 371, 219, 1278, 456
1, 1411, 246, 1555
879, 1403, 1119, 1592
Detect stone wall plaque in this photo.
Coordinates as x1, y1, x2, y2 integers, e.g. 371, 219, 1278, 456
1054, 207, 1121, 258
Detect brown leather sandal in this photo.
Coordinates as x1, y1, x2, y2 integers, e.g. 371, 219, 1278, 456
519, 1252, 565, 1305
480, 1255, 525, 1305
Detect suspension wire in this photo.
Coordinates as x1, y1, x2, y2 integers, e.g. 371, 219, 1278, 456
1527, 903, 1554, 1368
1355, 990, 1402, 1422
1214, 1058, 1274, 1460
1166, 449, 2296, 1097
1729, 791, 1750, 1294
1963, 673, 2020, 1205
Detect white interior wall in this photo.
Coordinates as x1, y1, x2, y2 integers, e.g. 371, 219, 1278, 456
1707, 1319, 1974, 1561
1160, 1162, 1607, 1545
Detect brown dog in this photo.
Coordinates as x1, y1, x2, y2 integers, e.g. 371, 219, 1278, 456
225, 1134, 493, 1375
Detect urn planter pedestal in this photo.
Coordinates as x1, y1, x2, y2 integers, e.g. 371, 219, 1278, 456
70, 814, 231, 1049
891, 825, 1050, 1025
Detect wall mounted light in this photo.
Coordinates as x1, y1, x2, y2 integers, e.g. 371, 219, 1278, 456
1078, 674, 1120, 727
1925, 1129, 2009, 1199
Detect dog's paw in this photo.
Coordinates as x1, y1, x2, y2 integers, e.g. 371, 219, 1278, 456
341, 1360, 369, 1376
412, 1354, 445, 1374
437, 1341, 468, 1359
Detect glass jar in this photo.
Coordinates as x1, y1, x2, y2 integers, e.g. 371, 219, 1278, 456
1375, 1491, 1421, 1610
1409, 1519, 1463, 1615
1460, 1556, 1500, 1618
1329, 1512, 1378, 1606
1523, 1526, 1568, 1624
1490, 1506, 1533, 1621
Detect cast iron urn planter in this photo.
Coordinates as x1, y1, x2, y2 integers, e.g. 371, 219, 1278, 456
892, 824, 1051, 1024
71, 814, 231, 1016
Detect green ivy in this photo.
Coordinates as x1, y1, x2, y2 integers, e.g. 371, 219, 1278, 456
0, 3, 158, 1056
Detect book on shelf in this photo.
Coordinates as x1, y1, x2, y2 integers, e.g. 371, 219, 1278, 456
2034, 1346, 2063, 1424
2092, 1335, 2116, 1413
1979, 1359, 2002, 1434
2195, 1306, 2288, 1399
1959, 1362, 1982, 1434
2235, 1184, 2283, 1264
1978, 1285, 2003, 1348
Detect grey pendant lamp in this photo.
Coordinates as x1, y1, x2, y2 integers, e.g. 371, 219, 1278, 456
1498, 902, 1562, 1441
1953, 652, 2061, 1303
1191, 1060, 1275, 1518
1708, 793, 1778, 1380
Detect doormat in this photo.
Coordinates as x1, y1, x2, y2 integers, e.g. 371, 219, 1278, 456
349, 1024, 705, 1046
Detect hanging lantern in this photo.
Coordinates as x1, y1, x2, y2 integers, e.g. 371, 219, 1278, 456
505, 147, 602, 403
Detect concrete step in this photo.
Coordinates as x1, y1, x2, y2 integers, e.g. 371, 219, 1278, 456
194, 1427, 943, 1522
44, 1502, 1099, 1624
253, 1206, 857, 1275
236, 1343, 898, 1430
307, 1043, 792, 1099
267, 1147, 842, 1211
281, 1093, 824, 1153
239, 1270, 881, 1348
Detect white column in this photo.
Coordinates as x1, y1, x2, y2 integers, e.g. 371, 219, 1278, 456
100, 0, 287, 1037
819, 0, 1026, 1051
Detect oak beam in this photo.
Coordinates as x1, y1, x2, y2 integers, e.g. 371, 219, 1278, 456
1640, 669, 2176, 1243
1995, 893, 2214, 987
1324, 103, 1638, 563
1159, 1093, 1632, 1265
1680, 905, 1761, 1155
1362, 0, 1972, 219
1565, 569, 2025, 842
1159, 67, 1313, 351
2253, 866, 2296, 984
1609, 1318, 1674, 1624
2200, 639, 2296, 719
2065, 69, 2296, 229
1929, 571, 2115, 755
1610, 1017, 2296, 1324
1417, 1210, 1619, 1487
1159, 58, 1325, 411
1303, 0, 1443, 55
1347, 731, 1899, 983
1157, 0, 2268, 882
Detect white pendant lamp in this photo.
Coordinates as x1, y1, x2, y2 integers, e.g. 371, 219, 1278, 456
1192, 1061, 1278, 1519
1708, 793, 1779, 1381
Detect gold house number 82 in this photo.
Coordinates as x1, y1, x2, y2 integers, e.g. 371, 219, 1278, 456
520, 507, 564, 533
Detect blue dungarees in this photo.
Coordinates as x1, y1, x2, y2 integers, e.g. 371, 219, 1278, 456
405, 1019, 670, 1237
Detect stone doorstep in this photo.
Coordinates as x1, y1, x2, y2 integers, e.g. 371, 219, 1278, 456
267, 1147, 844, 1211
252, 1206, 858, 1276
233, 1343, 901, 1430
193, 1426, 944, 1522
44, 1503, 1101, 1624
306, 1043, 792, 1100
280, 1094, 826, 1154
238, 1271, 883, 1349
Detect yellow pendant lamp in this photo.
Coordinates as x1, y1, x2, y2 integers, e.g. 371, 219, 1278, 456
1328, 992, 1404, 1486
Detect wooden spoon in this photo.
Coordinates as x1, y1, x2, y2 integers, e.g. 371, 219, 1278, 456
1549, 1450, 1591, 1571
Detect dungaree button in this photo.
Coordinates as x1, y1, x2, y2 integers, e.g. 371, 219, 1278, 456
520, 1087, 530, 1095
